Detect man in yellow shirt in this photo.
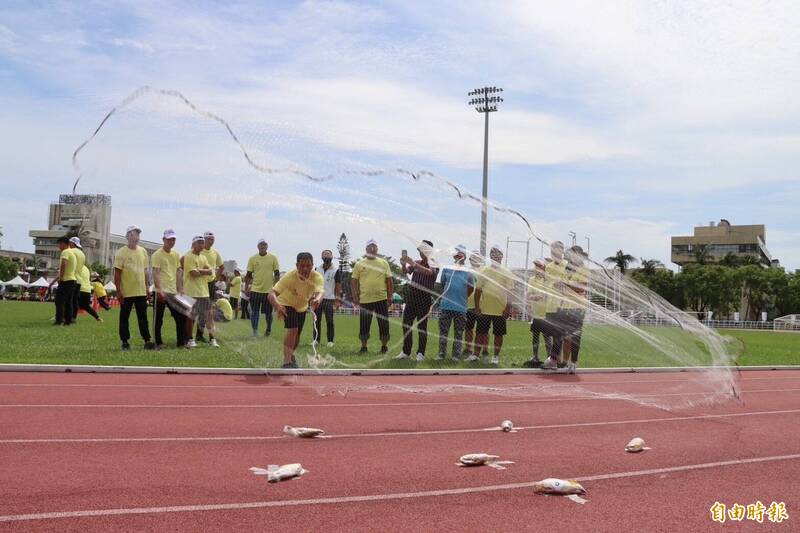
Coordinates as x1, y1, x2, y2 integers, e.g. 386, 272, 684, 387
92, 273, 111, 310
77, 264, 102, 322
229, 268, 242, 319
268, 252, 324, 368
471, 245, 515, 365
114, 225, 155, 350
181, 235, 213, 349
196, 231, 224, 344
560, 245, 589, 373
69, 237, 86, 320
523, 260, 552, 368
351, 239, 393, 355
51, 236, 77, 325
152, 229, 187, 348
245, 238, 280, 337
542, 241, 570, 369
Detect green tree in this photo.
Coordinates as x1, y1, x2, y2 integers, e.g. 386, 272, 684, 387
638, 258, 664, 277
679, 265, 738, 317
90, 261, 109, 280
775, 272, 800, 315
0, 257, 17, 281
604, 250, 636, 274
736, 265, 787, 320
633, 268, 684, 309
692, 244, 712, 265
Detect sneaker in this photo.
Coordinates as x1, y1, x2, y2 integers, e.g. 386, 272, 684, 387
264, 330, 271, 337
435, 353, 446, 361
121, 342, 131, 351
522, 358, 543, 368
96, 317, 104, 323
327, 341, 334, 348
542, 356, 558, 370
380, 345, 388, 354
185, 339, 197, 349
557, 362, 567, 369
359, 346, 368, 354
416, 353, 425, 362
465, 354, 480, 362
144, 342, 156, 350
209, 339, 219, 348
395, 352, 410, 360
567, 362, 577, 374
490, 356, 499, 365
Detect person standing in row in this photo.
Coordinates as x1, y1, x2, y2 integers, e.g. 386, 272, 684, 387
92, 274, 111, 310
77, 264, 102, 322
351, 239, 393, 354
269, 252, 324, 368
397, 240, 438, 361
471, 245, 515, 365
196, 231, 224, 344
52, 236, 77, 326
436, 245, 474, 360
523, 260, 552, 368
114, 225, 154, 351
462, 250, 484, 358
69, 237, 86, 320
542, 241, 570, 369
246, 238, 280, 337
182, 235, 213, 349
314, 249, 341, 348
559, 245, 589, 374
151, 229, 187, 349
229, 268, 242, 320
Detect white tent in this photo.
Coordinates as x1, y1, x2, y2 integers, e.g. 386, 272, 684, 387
29, 277, 50, 288
2, 275, 29, 287
104, 281, 117, 292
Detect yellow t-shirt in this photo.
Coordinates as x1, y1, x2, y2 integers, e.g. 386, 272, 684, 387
545, 260, 569, 314
246, 253, 280, 293
352, 257, 391, 304
182, 252, 211, 298
151, 248, 180, 294
273, 269, 324, 312
93, 281, 107, 297
71, 248, 86, 285
201, 248, 223, 283
79, 266, 92, 293
562, 265, 589, 310
476, 264, 515, 316
114, 246, 149, 298
527, 275, 548, 318
215, 298, 233, 321
60, 248, 78, 282
229, 275, 242, 298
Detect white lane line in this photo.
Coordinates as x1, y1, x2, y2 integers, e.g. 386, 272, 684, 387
1, 453, 798, 523
2, 408, 799, 444
0, 375, 796, 390
0, 387, 797, 409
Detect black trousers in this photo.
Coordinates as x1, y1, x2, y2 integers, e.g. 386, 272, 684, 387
78, 291, 100, 320
155, 294, 187, 347
72, 283, 81, 319
240, 298, 250, 319
98, 296, 111, 310
55, 280, 76, 325
402, 297, 431, 355
314, 299, 335, 343
119, 296, 151, 343
249, 291, 274, 333
359, 300, 389, 343
530, 318, 553, 359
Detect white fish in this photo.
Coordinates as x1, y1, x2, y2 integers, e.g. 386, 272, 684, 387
500, 420, 516, 432
625, 437, 651, 453
533, 478, 587, 496
250, 463, 308, 483
284, 425, 325, 438
457, 453, 514, 470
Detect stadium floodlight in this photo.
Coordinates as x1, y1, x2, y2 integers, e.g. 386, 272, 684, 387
467, 85, 504, 257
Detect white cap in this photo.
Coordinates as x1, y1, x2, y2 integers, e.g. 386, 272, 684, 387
69, 236, 82, 248
203, 231, 215, 238
454, 244, 467, 255
126, 225, 141, 234
366, 238, 377, 247
490, 244, 503, 253
162, 229, 176, 239
192, 235, 205, 244
257, 238, 268, 245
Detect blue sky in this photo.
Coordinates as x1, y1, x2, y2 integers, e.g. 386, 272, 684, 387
1, 0, 798, 271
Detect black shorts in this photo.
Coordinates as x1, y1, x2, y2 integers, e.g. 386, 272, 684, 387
229, 297, 239, 310
476, 315, 507, 336
285, 306, 307, 331
207, 282, 215, 298
546, 310, 582, 337
191, 297, 211, 319
466, 309, 478, 330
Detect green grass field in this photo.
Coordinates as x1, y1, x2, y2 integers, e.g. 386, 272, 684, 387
0, 301, 796, 369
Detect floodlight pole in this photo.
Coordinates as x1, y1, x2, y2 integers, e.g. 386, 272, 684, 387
468, 86, 503, 257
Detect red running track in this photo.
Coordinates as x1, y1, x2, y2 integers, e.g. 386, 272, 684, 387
0, 370, 798, 532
